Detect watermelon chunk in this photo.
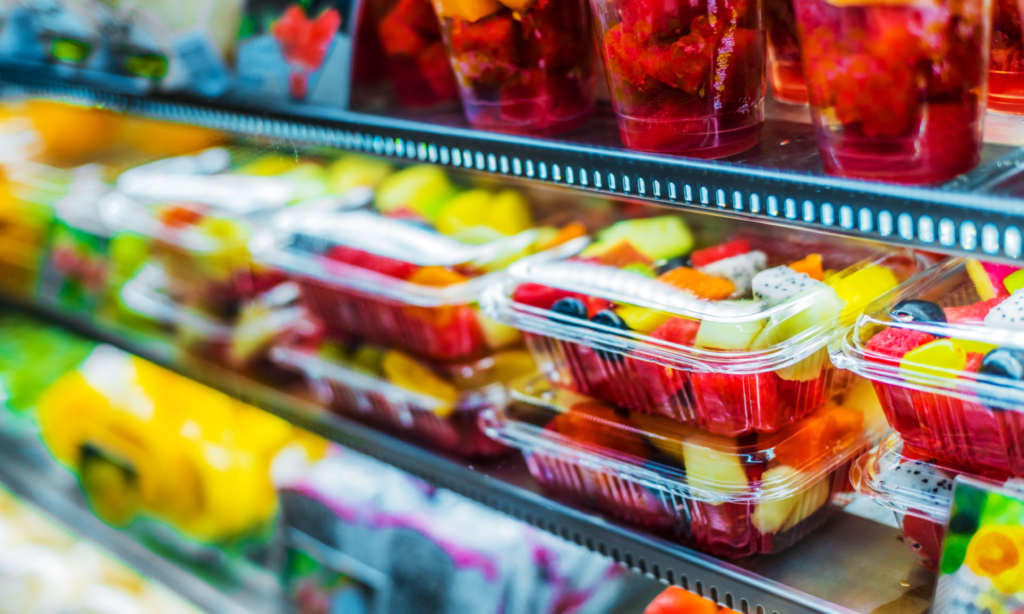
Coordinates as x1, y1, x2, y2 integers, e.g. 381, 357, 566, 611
865, 328, 935, 363
449, 12, 520, 69
944, 298, 1005, 323
511, 283, 580, 309
650, 317, 701, 346
619, 0, 706, 43
519, 0, 585, 69
325, 246, 420, 279
691, 239, 751, 268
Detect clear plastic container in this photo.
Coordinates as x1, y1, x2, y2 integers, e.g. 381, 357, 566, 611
989, 0, 1024, 114
835, 257, 1024, 475
591, 0, 765, 156
430, 0, 595, 135
794, 0, 988, 183
483, 375, 886, 557
271, 339, 535, 457
766, 0, 806, 104
482, 214, 921, 435
851, 433, 1014, 571
253, 183, 591, 362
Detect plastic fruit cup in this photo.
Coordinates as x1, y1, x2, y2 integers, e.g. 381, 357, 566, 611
590, 0, 765, 156
368, 0, 461, 107
431, 0, 595, 135
989, 0, 1024, 113
794, 0, 990, 184
767, 0, 807, 104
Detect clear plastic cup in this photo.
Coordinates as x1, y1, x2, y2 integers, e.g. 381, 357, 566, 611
835, 257, 1024, 475
590, 0, 765, 156
794, 0, 989, 183
989, 0, 1024, 113
766, 0, 807, 104
430, 0, 595, 135
483, 213, 922, 436
851, 433, 1012, 571
483, 375, 885, 556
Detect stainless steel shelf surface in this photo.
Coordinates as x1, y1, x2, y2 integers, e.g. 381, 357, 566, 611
4, 73, 1024, 264
4, 299, 934, 614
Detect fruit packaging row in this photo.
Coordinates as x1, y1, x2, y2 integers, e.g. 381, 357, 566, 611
5, 104, 1024, 568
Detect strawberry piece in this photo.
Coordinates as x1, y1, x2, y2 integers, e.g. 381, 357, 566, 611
378, 11, 430, 56
158, 204, 204, 228
325, 246, 420, 279
945, 298, 1005, 323
511, 283, 580, 309
640, 29, 712, 95
272, 6, 341, 69
691, 239, 751, 268
865, 328, 935, 364
651, 317, 700, 346
449, 13, 520, 84
620, 0, 706, 44
584, 295, 614, 317
416, 42, 460, 98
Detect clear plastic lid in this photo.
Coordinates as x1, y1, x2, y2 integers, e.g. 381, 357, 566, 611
851, 433, 1016, 523
482, 214, 922, 374
482, 374, 887, 503
835, 258, 1024, 411
270, 339, 537, 418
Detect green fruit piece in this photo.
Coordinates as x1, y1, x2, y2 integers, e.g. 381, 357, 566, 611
108, 233, 149, 275
901, 338, 967, 379
196, 216, 249, 244
451, 225, 506, 246
939, 534, 971, 575
485, 190, 533, 236
477, 310, 522, 350
773, 284, 846, 342
375, 165, 457, 221
829, 265, 899, 323
953, 338, 999, 355
531, 226, 559, 250
754, 467, 830, 534
382, 350, 459, 417
435, 189, 493, 236
682, 436, 748, 500
328, 155, 393, 193
622, 262, 657, 278
1004, 269, 1024, 295
597, 216, 693, 262
317, 341, 349, 364
616, 305, 671, 333
349, 345, 387, 374
235, 154, 296, 176
694, 318, 765, 351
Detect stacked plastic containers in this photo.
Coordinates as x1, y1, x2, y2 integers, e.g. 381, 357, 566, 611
482, 213, 922, 555
852, 433, 1014, 572
256, 164, 601, 456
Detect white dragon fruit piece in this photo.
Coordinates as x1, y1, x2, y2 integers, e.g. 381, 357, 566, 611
698, 250, 768, 297
984, 290, 1024, 332
752, 265, 822, 304
877, 460, 954, 508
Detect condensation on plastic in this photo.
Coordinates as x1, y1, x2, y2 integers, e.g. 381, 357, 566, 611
835, 258, 1024, 474
482, 375, 883, 556
269, 343, 510, 458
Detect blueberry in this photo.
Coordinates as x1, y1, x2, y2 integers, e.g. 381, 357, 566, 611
590, 309, 629, 363
891, 299, 947, 324
980, 347, 1024, 381
550, 297, 588, 321
657, 256, 690, 275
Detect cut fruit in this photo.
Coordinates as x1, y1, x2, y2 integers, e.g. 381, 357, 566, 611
945, 298, 1004, 323
1004, 269, 1024, 295
865, 328, 936, 362
539, 221, 587, 250
434, 189, 494, 236
967, 259, 1017, 300
789, 254, 824, 280
829, 265, 899, 322
328, 155, 393, 193
511, 283, 579, 309
586, 239, 653, 268
433, 0, 503, 21
690, 239, 750, 268
407, 266, 469, 286
768, 284, 845, 344
651, 317, 701, 346
681, 435, 749, 499
658, 267, 735, 300
547, 402, 650, 458
486, 190, 533, 236
597, 216, 694, 262
374, 165, 457, 221
901, 338, 968, 379
694, 319, 765, 351
382, 351, 459, 417
753, 466, 808, 534
697, 251, 767, 297
643, 586, 721, 614
952, 338, 999, 355
476, 311, 522, 349
616, 305, 671, 333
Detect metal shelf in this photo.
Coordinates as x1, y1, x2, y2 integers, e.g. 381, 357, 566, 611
3, 299, 935, 614
4, 72, 1024, 264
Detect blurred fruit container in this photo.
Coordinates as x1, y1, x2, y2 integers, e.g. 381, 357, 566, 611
253, 164, 592, 362
592, 0, 764, 156
367, 0, 461, 107
794, 0, 989, 183
121, 265, 309, 371
644, 586, 740, 614
851, 433, 1013, 572
36, 345, 326, 546
429, 0, 595, 135
482, 214, 922, 436
989, 0, 1024, 113
834, 258, 1024, 475
271, 337, 534, 456
483, 375, 885, 557
766, 0, 806, 104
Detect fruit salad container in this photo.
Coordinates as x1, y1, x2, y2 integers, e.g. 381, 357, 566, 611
368, 0, 461, 108
851, 433, 1014, 571
121, 265, 309, 371
482, 214, 922, 436
98, 148, 345, 318
834, 257, 1024, 475
253, 165, 596, 362
430, 0, 595, 135
271, 338, 536, 457
592, 0, 765, 156
482, 375, 886, 557
794, 0, 989, 183
767, 0, 806, 104
990, 0, 1024, 114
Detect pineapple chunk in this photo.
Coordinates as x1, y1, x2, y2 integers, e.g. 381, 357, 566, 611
682, 435, 748, 500
753, 467, 831, 534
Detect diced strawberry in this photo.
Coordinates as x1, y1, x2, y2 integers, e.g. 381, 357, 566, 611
416, 42, 460, 98
519, 0, 586, 69
946, 298, 1005, 324
273, 6, 341, 69
619, 0, 706, 43
378, 11, 430, 56
511, 283, 580, 309
690, 371, 779, 435
325, 246, 420, 279
449, 13, 520, 83
633, 358, 688, 406
387, 0, 440, 35
864, 328, 935, 363
639, 29, 712, 95
547, 402, 650, 458
691, 240, 751, 268
964, 351, 984, 374
650, 317, 700, 346
603, 25, 649, 90
585, 295, 614, 317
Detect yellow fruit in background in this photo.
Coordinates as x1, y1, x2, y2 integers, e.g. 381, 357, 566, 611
27, 99, 121, 161
435, 189, 493, 236
829, 265, 899, 322
235, 153, 297, 176
375, 165, 457, 221
122, 117, 225, 156
329, 155, 393, 193
681, 435, 749, 500
434, 0, 502, 21
486, 190, 533, 235
382, 351, 459, 417
617, 305, 671, 333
